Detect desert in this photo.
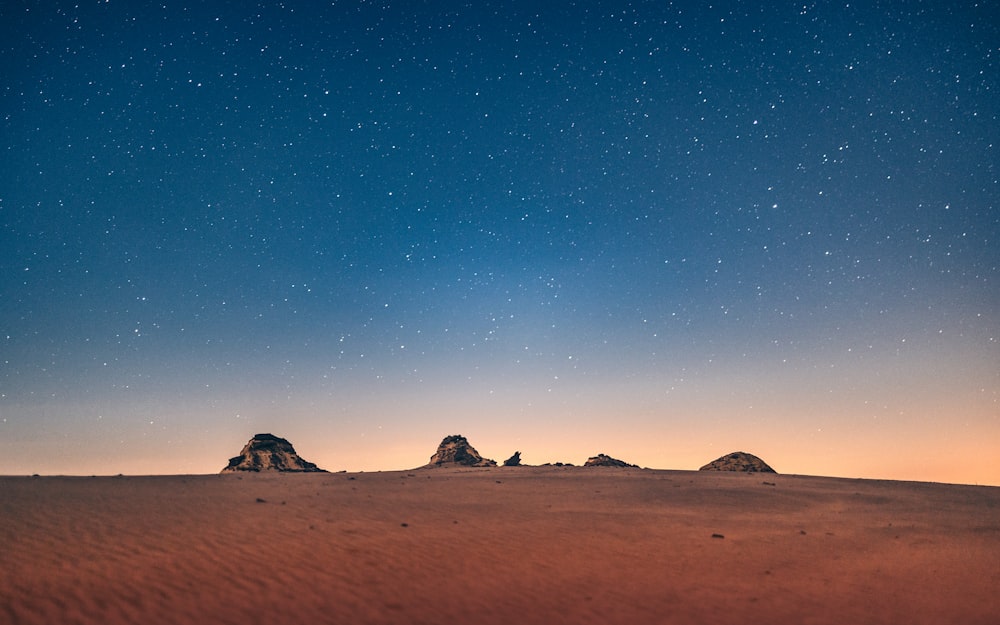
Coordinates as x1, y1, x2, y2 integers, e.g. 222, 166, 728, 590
2, 464, 998, 624
5, 3, 997, 621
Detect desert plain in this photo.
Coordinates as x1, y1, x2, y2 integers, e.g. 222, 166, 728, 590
1, 466, 998, 625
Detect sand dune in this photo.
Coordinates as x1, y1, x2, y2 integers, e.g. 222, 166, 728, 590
2, 467, 998, 624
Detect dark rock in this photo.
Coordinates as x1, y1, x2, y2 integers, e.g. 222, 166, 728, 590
503, 451, 522, 467
584, 453, 637, 468
221, 433, 327, 473
425, 434, 496, 467
699, 451, 776, 473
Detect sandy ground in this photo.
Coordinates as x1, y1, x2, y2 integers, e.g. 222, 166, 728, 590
1, 467, 998, 625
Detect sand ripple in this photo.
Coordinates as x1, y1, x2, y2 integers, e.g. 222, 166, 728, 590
2, 469, 998, 624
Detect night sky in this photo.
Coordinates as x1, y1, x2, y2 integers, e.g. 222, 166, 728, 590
2, 1, 997, 483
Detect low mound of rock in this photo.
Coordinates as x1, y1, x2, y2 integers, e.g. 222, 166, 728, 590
699, 451, 776, 473
222, 433, 326, 473
425, 434, 496, 467
584, 453, 637, 468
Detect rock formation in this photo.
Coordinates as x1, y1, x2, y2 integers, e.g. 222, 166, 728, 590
584, 453, 637, 468
699, 451, 776, 473
425, 434, 496, 467
503, 451, 522, 467
221, 433, 326, 473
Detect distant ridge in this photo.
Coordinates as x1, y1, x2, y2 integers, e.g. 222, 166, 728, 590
584, 453, 638, 468
424, 435, 496, 467
699, 451, 776, 473
221, 433, 326, 473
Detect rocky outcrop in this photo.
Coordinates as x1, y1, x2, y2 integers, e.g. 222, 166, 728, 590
699, 451, 776, 473
503, 451, 522, 467
584, 454, 637, 468
221, 433, 326, 473
425, 435, 496, 467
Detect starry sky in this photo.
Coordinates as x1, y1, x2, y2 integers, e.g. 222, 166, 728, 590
2, 1, 998, 484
